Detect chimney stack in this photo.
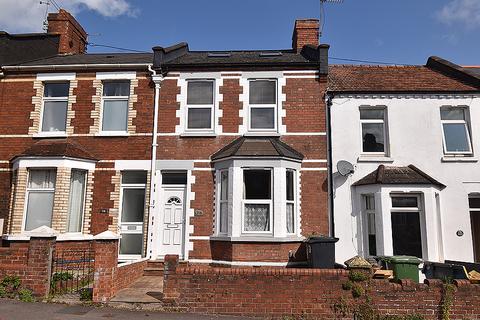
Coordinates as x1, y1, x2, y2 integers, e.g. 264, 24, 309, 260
47, 9, 87, 54
292, 19, 319, 53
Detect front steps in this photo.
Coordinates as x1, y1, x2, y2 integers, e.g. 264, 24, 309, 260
143, 260, 164, 277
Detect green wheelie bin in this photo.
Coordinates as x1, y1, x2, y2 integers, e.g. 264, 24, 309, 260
381, 256, 423, 283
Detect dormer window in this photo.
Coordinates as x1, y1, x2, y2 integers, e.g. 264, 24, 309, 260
248, 79, 277, 131
186, 80, 214, 131
41, 82, 69, 133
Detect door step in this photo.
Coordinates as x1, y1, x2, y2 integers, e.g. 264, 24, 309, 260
144, 260, 165, 276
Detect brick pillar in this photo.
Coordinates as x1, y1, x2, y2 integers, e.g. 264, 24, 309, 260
162, 254, 180, 302
24, 236, 56, 297
92, 237, 119, 303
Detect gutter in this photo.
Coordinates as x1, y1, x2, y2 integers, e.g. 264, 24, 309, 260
146, 64, 164, 259
2, 63, 149, 72
325, 92, 335, 238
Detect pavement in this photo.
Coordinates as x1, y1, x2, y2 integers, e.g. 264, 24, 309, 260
0, 299, 254, 320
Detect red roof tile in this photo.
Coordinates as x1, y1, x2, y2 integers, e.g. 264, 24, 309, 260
328, 65, 479, 93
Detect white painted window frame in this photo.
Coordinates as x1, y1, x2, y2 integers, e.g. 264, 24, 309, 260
247, 79, 278, 133
39, 82, 69, 136
440, 107, 473, 156
286, 168, 297, 235
99, 80, 131, 135
359, 106, 388, 156
241, 168, 274, 234
390, 193, 425, 258
362, 194, 376, 257
22, 168, 56, 232
118, 173, 147, 260
217, 169, 229, 235
185, 79, 215, 132
66, 169, 88, 234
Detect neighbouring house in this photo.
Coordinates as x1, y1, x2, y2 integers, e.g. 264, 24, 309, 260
0, 11, 330, 266
328, 57, 480, 264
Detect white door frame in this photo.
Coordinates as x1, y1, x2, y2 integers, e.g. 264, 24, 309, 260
152, 184, 187, 259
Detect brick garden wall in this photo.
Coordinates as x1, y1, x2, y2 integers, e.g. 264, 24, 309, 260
162, 259, 480, 319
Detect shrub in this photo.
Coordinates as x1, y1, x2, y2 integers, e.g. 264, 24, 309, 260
18, 289, 35, 302
351, 283, 364, 298
349, 270, 369, 282
342, 280, 353, 290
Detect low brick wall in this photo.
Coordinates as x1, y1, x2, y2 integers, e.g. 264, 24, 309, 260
0, 237, 55, 296
162, 257, 480, 319
115, 259, 148, 292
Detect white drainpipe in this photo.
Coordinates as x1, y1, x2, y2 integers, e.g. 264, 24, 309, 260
146, 64, 163, 259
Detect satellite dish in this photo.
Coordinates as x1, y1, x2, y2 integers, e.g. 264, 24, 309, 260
337, 160, 355, 176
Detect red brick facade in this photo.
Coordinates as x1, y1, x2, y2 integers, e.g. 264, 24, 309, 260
0, 14, 329, 266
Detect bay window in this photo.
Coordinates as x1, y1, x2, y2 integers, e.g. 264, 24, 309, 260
101, 81, 130, 133
186, 80, 214, 131
243, 169, 272, 233
286, 169, 296, 234
67, 170, 87, 233
41, 82, 69, 133
249, 80, 277, 131
218, 170, 229, 234
24, 169, 56, 231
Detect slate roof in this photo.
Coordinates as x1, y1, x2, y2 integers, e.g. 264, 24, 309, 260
8, 52, 153, 67
165, 50, 317, 66
328, 65, 479, 93
0, 32, 59, 66
12, 139, 97, 161
462, 67, 480, 78
211, 137, 304, 161
352, 164, 445, 189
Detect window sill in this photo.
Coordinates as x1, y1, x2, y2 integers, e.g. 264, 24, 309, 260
210, 235, 305, 242
180, 132, 217, 138
244, 132, 281, 137
441, 156, 478, 163
33, 132, 67, 138
357, 156, 394, 163
95, 132, 130, 137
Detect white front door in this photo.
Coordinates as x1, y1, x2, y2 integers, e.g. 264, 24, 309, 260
158, 187, 185, 258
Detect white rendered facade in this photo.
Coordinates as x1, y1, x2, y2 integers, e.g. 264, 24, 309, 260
330, 94, 480, 264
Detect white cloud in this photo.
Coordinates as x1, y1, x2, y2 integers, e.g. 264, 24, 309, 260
0, 0, 138, 33
436, 0, 480, 29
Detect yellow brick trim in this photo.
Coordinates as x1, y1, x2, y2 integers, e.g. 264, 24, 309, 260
109, 171, 121, 233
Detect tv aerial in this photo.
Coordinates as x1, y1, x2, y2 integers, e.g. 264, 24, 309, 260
319, 0, 344, 37
337, 160, 355, 176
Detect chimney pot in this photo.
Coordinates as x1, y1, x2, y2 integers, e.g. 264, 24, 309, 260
292, 19, 319, 53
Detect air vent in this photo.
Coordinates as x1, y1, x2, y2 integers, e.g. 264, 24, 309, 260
207, 52, 231, 58
259, 52, 283, 57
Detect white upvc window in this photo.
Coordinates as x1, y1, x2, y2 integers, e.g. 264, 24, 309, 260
286, 169, 296, 234
24, 169, 56, 231
218, 170, 229, 234
248, 79, 277, 131
186, 80, 215, 131
101, 81, 130, 133
67, 169, 87, 233
440, 107, 472, 155
362, 194, 377, 256
360, 108, 387, 155
41, 82, 69, 133
242, 168, 273, 233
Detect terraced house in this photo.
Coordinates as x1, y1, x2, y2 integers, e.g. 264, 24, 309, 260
0, 10, 330, 266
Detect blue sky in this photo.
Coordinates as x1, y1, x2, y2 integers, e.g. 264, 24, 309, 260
1, 0, 479, 65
